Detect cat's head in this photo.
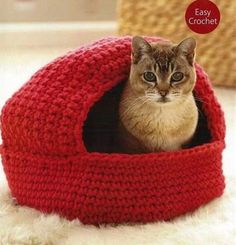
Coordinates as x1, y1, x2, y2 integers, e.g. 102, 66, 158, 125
129, 36, 197, 105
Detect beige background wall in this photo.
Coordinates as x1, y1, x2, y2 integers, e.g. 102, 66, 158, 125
0, 0, 117, 22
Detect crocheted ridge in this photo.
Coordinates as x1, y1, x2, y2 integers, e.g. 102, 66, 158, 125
0, 37, 225, 224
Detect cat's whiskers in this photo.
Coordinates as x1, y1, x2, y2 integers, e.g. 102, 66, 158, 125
175, 92, 207, 105
122, 94, 157, 119
194, 95, 211, 106
121, 96, 149, 118
122, 100, 150, 120
171, 91, 180, 96
145, 92, 160, 101
179, 94, 204, 117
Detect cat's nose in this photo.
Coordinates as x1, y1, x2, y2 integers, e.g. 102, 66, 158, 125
159, 90, 168, 97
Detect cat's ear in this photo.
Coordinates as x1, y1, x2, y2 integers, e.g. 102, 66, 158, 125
131, 36, 152, 64
176, 37, 196, 66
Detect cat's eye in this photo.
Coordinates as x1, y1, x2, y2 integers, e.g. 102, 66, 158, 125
171, 72, 184, 82
143, 72, 156, 82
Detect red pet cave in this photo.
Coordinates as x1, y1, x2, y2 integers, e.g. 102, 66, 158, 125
0, 37, 225, 225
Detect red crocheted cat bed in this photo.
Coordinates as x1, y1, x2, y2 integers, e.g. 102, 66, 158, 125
0, 37, 225, 225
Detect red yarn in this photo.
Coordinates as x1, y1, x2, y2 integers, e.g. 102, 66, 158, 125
0, 37, 225, 224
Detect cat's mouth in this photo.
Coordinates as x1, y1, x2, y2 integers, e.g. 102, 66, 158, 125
157, 97, 171, 103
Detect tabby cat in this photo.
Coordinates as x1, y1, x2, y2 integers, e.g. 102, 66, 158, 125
118, 36, 198, 153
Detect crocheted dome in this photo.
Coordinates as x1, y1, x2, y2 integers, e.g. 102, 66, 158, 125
0, 37, 225, 225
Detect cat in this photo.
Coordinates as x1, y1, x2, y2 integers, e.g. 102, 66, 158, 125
118, 36, 198, 153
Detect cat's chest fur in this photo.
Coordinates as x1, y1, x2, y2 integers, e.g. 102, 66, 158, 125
119, 97, 198, 152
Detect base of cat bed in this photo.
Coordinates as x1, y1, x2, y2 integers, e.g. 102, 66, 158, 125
0, 176, 234, 244
0, 37, 225, 225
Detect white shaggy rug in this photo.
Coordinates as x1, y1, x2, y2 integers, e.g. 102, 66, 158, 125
0, 167, 235, 245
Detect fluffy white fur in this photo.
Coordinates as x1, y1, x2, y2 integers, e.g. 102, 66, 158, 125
0, 168, 235, 245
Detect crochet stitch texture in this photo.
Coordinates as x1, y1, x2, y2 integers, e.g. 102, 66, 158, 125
118, 0, 236, 87
0, 37, 225, 225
